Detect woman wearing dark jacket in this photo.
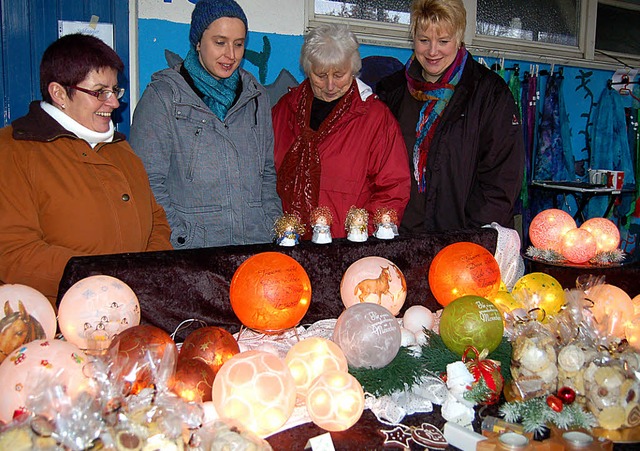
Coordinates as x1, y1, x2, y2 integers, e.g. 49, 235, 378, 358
377, 0, 524, 233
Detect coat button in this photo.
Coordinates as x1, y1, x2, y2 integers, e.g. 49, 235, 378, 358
177, 237, 186, 244
121, 194, 130, 201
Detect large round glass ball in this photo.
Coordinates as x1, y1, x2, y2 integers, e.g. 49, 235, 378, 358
560, 228, 597, 264
0, 284, 56, 340
178, 326, 239, 376
586, 283, 633, 339
529, 208, 576, 252
340, 256, 407, 316
438, 295, 504, 356
511, 272, 565, 319
212, 350, 296, 437
306, 370, 364, 432
332, 303, 401, 369
428, 242, 501, 307
229, 252, 311, 333
580, 217, 620, 253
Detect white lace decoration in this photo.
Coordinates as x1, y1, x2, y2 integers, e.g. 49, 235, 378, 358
484, 222, 525, 290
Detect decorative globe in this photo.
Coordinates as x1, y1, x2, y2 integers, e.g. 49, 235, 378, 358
633, 294, 640, 316
212, 350, 296, 437
428, 242, 502, 307
171, 358, 215, 403
285, 337, 348, 399
402, 305, 435, 334
306, 370, 365, 432
560, 228, 597, 264
0, 339, 92, 423
626, 316, 640, 350
178, 326, 240, 376
229, 252, 311, 333
487, 290, 523, 317
0, 284, 57, 340
58, 275, 140, 353
580, 217, 620, 253
332, 303, 401, 369
586, 284, 633, 339
511, 273, 565, 320
438, 295, 504, 356
340, 256, 407, 316
528, 209, 577, 252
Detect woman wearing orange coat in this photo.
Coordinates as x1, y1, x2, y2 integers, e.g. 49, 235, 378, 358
0, 34, 172, 306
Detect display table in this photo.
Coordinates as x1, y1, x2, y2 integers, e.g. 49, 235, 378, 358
57, 229, 498, 342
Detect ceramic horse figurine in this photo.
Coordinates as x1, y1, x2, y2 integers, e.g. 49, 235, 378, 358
0, 301, 46, 363
354, 266, 392, 304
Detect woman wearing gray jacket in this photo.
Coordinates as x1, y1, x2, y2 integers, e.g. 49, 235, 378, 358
130, 0, 281, 248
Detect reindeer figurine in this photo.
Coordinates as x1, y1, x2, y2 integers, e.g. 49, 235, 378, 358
354, 266, 392, 304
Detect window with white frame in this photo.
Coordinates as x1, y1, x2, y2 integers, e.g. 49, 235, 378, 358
307, 0, 640, 68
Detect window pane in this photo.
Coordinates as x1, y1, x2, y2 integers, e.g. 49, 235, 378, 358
596, 3, 640, 56
314, 0, 411, 24
476, 0, 580, 47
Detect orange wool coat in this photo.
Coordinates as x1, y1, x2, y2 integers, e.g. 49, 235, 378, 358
0, 102, 172, 305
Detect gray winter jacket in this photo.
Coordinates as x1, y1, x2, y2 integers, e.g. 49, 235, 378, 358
130, 56, 282, 248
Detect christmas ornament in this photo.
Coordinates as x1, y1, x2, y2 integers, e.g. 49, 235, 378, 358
579, 217, 620, 253
340, 256, 407, 316
178, 326, 239, 376
58, 275, 140, 353
500, 396, 597, 434
557, 386, 576, 405
170, 358, 214, 403
546, 394, 563, 412
229, 252, 311, 333
332, 303, 401, 369
586, 283, 633, 339
488, 290, 523, 318
438, 295, 504, 356
402, 305, 435, 333
0, 284, 56, 339
560, 228, 597, 264
511, 272, 565, 320
528, 209, 576, 252
429, 242, 501, 307
305, 370, 364, 431
212, 350, 296, 437
462, 346, 504, 405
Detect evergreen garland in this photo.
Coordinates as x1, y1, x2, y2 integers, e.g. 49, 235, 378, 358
526, 246, 625, 266
350, 329, 512, 397
500, 397, 597, 434
463, 378, 492, 404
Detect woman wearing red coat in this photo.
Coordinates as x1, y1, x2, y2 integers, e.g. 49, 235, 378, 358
272, 23, 410, 239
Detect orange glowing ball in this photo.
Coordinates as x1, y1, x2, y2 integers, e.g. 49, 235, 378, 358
428, 242, 502, 307
529, 209, 577, 251
107, 324, 178, 395
633, 294, 640, 316
586, 284, 633, 339
285, 337, 348, 400
171, 358, 215, 403
626, 316, 640, 350
305, 370, 365, 432
580, 218, 620, 253
560, 228, 597, 264
229, 252, 311, 333
212, 350, 296, 437
178, 326, 240, 376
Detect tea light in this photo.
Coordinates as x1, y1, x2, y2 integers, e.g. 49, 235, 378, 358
499, 432, 529, 449
562, 431, 593, 447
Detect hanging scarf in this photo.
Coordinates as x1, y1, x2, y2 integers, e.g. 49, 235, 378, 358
183, 47, 239, 120
276, 79, 357, 235
406, 47, 468, 192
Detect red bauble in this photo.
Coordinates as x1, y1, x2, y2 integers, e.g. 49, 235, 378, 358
462, 346, 504, 405
171, 358, 215, 403
546, 394, 564, 412
557, 386, 576, 405
178, 326, 240, 376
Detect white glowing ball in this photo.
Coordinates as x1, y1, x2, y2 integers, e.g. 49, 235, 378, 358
0, 284, 57, 339
58, 275, 140, 352
0, 339, 92, 423
580, 218, 620, 253
212, 350, 296, 437
633, 294, 640, 316
587, 284, 633, 339
402, 305, 435, 334
332, 303, 402, 369
285, 337, 348, 399
305, 370, 364, 432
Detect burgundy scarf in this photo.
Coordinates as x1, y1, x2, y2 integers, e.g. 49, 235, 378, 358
277, 79, 357, 237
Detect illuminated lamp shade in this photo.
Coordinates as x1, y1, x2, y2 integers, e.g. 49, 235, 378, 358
586, 284, 633, 339
633, 294, 640, 316
58, 275, 140, 353
333, 303, 401, 369
340, 256, 407, 316
511, 272, 565, 320
285, 337, 348, 400
0, 339, 91, 423
178, 326, 240, 376
560, 228, 597, 264
487, 290, 524, 318
306, 370, 365, 432
229, 252, 311, 333
529, 209, 577, 252
212, 350, 296, 437
107, 324, 178, 395
428, 242, 502, 307
626, 316, 640, 350
579, 217, 620, 253
171, 358, 215, 403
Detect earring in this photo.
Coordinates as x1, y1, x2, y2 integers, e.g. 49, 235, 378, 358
61, 104, 66, 109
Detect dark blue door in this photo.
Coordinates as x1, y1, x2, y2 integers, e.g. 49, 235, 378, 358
1, 0, 130, 135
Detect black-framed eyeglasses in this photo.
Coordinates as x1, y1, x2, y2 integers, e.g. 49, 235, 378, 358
68, 85, 125, 101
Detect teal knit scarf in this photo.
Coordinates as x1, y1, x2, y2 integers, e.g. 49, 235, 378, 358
183, 47, 240, 120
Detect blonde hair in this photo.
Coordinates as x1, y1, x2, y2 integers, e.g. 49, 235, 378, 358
273, 213, 306, 237
410, 0, 466, 46
344, 206, 368, 231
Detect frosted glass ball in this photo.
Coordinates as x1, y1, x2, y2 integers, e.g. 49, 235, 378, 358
402, 305, 435, 334
586, 284, 633, 339
332, 303, 401, 369
580, 218, 620, 252
285, 337, 348, 399
529, 209, 576, 252
212, 350, 296, 437
306, 370, 364, 432
560, 228, 597, 264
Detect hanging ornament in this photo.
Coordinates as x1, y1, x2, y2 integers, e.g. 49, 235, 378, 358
461, 346, 504, 405
546, 394, 564, 412
557, 386, 576, 405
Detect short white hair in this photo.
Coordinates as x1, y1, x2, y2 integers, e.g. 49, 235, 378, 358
300, 24, 362, 77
